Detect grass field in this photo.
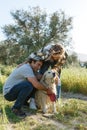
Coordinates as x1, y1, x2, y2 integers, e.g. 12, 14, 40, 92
61, 67, 87, 95
0, 66, 87, 130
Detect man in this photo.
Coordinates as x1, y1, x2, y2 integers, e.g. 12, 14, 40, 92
3, 55, 53, 118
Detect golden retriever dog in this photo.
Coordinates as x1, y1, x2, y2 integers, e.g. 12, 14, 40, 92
35, 69, 58, 113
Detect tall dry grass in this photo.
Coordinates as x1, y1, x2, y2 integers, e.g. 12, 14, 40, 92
0, 65, 87, 130
61, 67, 87, 95
0, 65, 87, 95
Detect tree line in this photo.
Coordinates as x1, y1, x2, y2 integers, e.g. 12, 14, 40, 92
0, 6, 74, 65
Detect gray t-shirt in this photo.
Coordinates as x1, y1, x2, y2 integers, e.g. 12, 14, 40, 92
3, 63, 35, 95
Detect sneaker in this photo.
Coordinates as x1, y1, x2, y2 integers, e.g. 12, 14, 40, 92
11, 108, 26, 118
29, 98, 37, 110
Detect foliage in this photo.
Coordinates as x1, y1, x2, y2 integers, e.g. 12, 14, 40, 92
0, 65, 87, 129
0, 94, 87, 130
0, 64, 87, 95
54, 99, 87, 129
0, 64, 14, 93
84, 61, 87, 68
65, 52, 79, 67
0, 64, 14, 76
1, 6, 72, 64
61, 67, 87, 95
0, 42, 8, 64
55, 99, 79, 122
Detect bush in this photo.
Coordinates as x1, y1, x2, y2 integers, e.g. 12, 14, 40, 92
0, 64, 14, 76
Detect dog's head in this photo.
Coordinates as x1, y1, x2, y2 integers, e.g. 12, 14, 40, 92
40, 69, 58, 88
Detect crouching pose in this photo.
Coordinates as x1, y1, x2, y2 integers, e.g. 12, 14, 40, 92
3, 55, 53, 118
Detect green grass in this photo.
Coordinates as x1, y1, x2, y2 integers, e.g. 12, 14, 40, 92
0, 94, 87, 130
0, 65, 87, 130
0, 64, 15, 76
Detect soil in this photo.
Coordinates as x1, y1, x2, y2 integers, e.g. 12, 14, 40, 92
26, 92, 87, 130
3, 92, 87, 130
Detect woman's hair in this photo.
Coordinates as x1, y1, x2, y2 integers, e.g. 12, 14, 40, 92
49, 44, 65, 54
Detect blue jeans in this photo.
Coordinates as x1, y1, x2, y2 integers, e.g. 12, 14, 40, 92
57, 85, 61, 99
4, 81, 36, 110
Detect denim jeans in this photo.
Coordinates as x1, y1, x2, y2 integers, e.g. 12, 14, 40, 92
4, 81, 36, 110
57, 85, 61, 99
57, 77, 61, 99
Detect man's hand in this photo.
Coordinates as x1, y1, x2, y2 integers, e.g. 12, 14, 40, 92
46, 88, 53, 95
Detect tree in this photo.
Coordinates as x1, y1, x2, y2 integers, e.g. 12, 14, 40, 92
0, 41, 8, 64
84, 61, 87, 68
2, 6, 72, 64
66, 52, 79, 67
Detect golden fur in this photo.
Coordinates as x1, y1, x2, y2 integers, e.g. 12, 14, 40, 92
35, 69, 58, 113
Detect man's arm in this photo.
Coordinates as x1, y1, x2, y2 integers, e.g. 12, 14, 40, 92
27, 77, 53, 94
27, 77, 47, 91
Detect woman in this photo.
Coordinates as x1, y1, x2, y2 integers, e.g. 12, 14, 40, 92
29, 43, 67, 102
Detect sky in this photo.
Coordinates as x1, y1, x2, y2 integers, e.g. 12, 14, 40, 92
0, 0, 87, 54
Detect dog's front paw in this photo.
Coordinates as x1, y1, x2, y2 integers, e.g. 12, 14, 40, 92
53, 110, 57, 114
42, 106, 47, 114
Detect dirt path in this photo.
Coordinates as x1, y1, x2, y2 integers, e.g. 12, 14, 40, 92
26, 92, 87, 130
3, 92, 87, 130
62, 92, 87, 101
27, 113, 68, 130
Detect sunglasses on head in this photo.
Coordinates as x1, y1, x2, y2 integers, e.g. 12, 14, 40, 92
53, 51, 62, 55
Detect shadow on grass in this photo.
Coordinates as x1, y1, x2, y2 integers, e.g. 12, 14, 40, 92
4, 105, 23, 123
4, 105, 38, 123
